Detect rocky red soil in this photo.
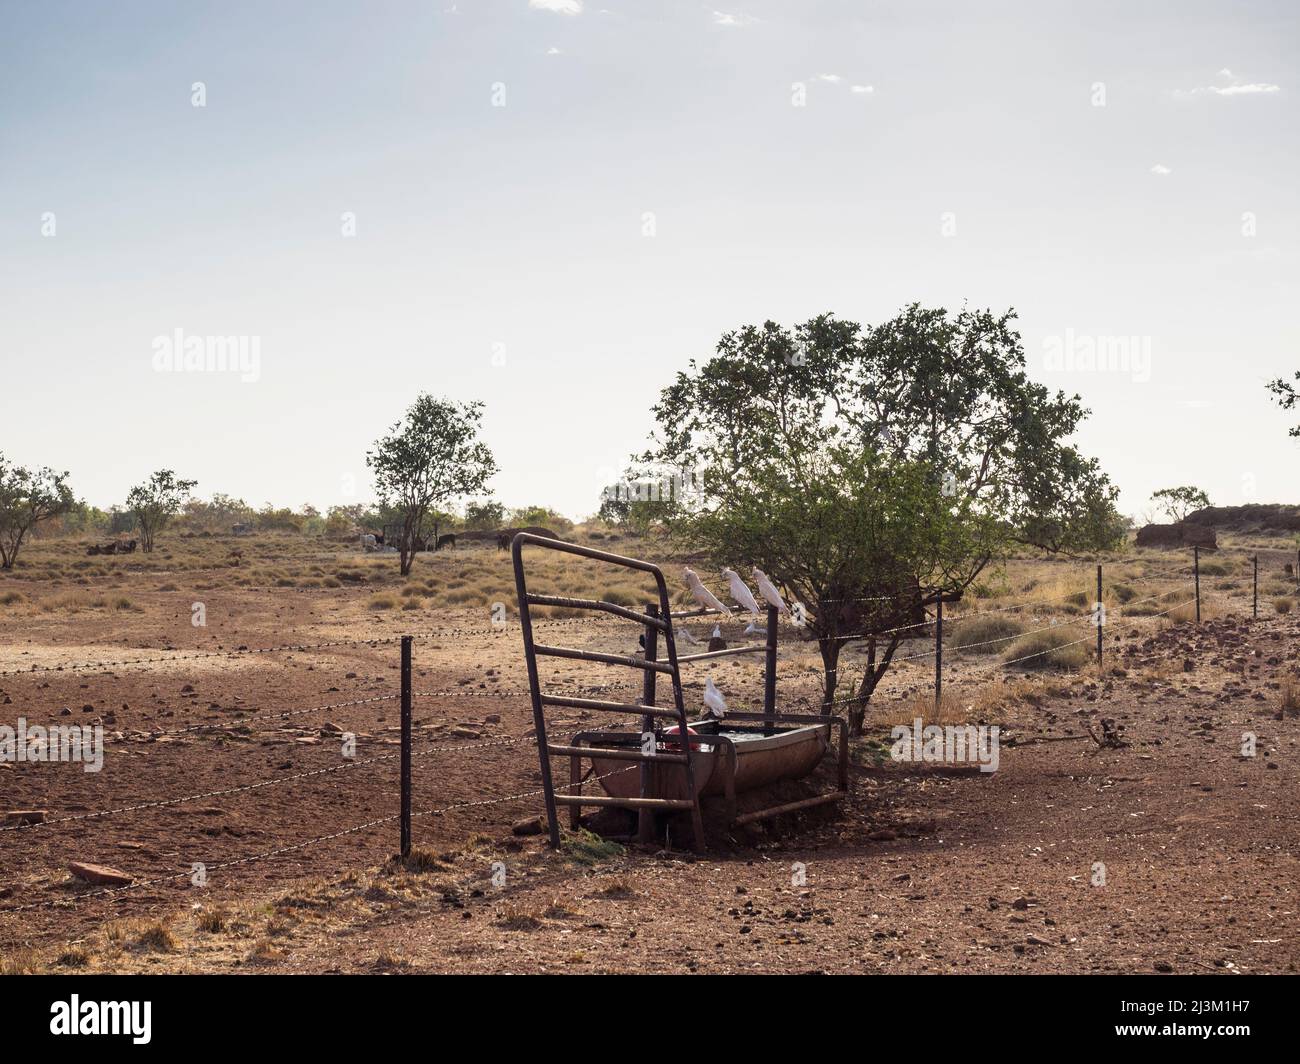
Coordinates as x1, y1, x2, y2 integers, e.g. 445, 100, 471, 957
1, 564, 1296, 974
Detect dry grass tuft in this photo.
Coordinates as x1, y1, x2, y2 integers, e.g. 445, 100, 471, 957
1003, 626, 1092, 671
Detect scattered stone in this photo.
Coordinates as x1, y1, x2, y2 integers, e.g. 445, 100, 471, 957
4, 810, 47, 825
68, 861, 133, 887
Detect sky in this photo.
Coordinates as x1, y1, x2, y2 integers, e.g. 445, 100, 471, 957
1, 0, 1297, 521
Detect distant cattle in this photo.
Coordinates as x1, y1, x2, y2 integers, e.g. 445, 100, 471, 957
434, 534, 457, 551
495, 526, 561, 551
120, 539, 138, 554
85, 538, 126, 556
232, 523, 253, 536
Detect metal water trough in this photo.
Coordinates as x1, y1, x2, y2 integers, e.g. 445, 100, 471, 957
511, 534, 850, 851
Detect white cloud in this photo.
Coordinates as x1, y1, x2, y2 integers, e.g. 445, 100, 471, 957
530, 0, 582, 14
1176, 69, 1281, 99
850, 84, 874, 94
1150, 164, 1172, 175
817, 73, 842, 83
712, 10, 752, 27
1211, 82, 1280, 96
546, 46, 562, 55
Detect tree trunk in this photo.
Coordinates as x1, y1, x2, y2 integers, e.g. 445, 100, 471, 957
399, 512, 417, 576
848, 635, 903, 737
818, 637, 841, 715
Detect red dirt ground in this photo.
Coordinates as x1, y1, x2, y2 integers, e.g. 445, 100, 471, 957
1, 557, 1297, 973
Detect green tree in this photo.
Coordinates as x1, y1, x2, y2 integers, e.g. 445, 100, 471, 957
1150, 485, 1210, 523
367, 395, 497, 575
0, 454, 74, 569
640, 305, 1122, 733
464, 499, 506, 530
1266, 373, 1300, 437
508, 505, 572, 533
126, 470, 198, 553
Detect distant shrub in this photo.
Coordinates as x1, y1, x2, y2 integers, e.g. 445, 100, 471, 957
1003, 627, 1091, 671
951, 614, 1026, 654
1274, 597, 1292, 615
1110, 582, 1137, 604
599, 587, 639, 608
368, 595, 397, 610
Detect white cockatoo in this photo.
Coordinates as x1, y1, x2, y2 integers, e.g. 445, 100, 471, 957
743, 619, 767, 638
721, 567, 761, 616
703, 677, 728, 719
752, 567, 791, 616
684, 567, 731, 615
676, 626, 702, 646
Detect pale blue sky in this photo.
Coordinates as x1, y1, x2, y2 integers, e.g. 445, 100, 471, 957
2, 0, 1296, 519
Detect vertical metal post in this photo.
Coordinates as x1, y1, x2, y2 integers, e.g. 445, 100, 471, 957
400, 635, 412, 859
1253, 555, 1259, 619
512, 538, 561, 849
1096, 563, 1103, 672
1193, 546, 1201, 624
638, 604, 658, 845
763, 604, 778, 736
934, 596, 943, 714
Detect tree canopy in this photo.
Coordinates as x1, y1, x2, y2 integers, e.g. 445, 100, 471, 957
0, 453, 75, 569
640, 304, 1123, 732
126, 470, 198, 552
1150, 485, 1210, 523
367, 395, 497, 575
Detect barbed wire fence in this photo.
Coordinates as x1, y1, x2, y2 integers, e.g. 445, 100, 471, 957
0, 544, 1278, 918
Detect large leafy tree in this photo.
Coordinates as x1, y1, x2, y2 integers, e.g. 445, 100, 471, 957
367, 395, 497, 575
126, 470, 198, 552
641, 305, 1122, 734
1150, 485, 1210, 523
0, 454, 75, 569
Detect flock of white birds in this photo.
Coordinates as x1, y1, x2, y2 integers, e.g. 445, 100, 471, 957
678, 567, 795, 721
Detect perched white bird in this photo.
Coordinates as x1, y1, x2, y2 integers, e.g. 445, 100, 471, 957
721, 567, 761, 615
752, 567, 791, 617
703, 677, 728, 719
676, 626, 702, 646
684, 567, 731, 616
708, 625, 727, 651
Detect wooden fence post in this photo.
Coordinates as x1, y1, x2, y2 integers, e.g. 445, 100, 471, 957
1194, 547, 1201, 624
934, 596, 943, 714
1096, 563, 1103, 671
400, 635, 412, 859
